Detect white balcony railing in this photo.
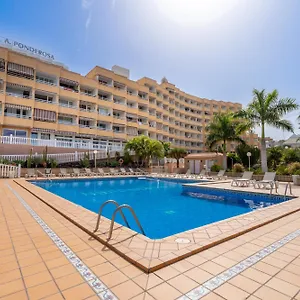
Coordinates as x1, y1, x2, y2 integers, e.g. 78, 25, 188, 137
0, 135, 123, 151
0, 163, 21, 178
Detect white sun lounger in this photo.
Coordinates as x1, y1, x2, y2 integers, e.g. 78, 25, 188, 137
254, 172, 277, 190
231, 171, 253, 187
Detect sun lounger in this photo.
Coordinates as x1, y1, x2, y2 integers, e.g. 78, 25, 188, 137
253, 172, 277, 190
129, 168, 141, 175
84, 168, 96, 176
45, 168, 55, 178
231, 171, 253, 187
25, 168, 37, 178
213, 170, 227, 180
120, 168, 130, 175
137, 168, 148, 175
71, 168, 82, 177
97, 168, 110, 176
59, 168, 69, 177
109, 168, 121, 176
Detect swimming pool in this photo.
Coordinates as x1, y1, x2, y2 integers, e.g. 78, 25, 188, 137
32, 177, 291, 239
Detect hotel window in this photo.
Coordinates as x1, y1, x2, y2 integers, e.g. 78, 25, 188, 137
41, 133, 51, 140
7, 62, 34, 80
59, 99, 75, 108
58, 115, 74, 125
4, 104, 31, 118
3, 128, 27, 137
35, 92, 54, 104
0, 59, 5, 72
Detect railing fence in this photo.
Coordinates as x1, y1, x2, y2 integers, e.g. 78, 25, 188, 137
0, 163, 21, 178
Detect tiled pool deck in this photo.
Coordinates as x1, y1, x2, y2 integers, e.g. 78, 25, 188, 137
1, 178, 300, 299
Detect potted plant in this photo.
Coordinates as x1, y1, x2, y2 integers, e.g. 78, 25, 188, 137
287, 162, 300, 185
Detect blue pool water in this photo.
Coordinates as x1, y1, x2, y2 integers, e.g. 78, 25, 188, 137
32, 178, 290, 239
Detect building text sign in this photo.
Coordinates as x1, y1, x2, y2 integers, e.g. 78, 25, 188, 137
0, 37, 55, 60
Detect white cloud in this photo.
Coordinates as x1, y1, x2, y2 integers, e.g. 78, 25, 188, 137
82, 0, 94, 30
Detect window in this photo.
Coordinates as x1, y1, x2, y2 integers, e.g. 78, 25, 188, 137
36, 75, 55, 86
3, 129, 27, 137
41, 133, 51, 140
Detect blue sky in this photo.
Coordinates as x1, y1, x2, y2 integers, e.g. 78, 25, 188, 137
0, 0, 299, 140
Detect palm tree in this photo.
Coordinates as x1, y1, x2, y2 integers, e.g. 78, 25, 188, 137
168, 148, 187, 168
205, 112, 249, 170
267, 147, 283, 169
124, 135, 164, 167
236, 89, 298, 172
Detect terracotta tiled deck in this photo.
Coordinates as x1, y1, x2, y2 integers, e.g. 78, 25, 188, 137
1, 178, 300, 299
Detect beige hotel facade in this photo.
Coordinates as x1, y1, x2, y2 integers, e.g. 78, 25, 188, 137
0, 41, 258, 154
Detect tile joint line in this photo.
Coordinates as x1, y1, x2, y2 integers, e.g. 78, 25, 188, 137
6, 182, 119, 300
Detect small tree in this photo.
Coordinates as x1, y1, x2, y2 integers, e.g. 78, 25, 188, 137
235, 144, 260, 168
168, 148, 187, 168
267, 147, 283, 169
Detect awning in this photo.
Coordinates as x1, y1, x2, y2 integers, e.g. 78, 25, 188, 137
185, 152, 223, 160
34, 109, 56, 122
59, 77, 78, 86
32, 128, 55, 133
55, 131, 76, 136
126, 113, 137, 118
58, 113, 76, 118
5, 103, 31, 110
6, 82, 31, 90
79, 116, 94, 121
7, 62, 34, 76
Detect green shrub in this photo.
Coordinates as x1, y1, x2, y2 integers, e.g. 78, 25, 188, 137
287, 162, 300, 175
80, 152, 90, 168
109, 160, 118, 167
275, 164, 289, 175
49, 158, 58, 168
282, 148, 300, 164
233, 163, 245, 173
211, 164, 221, 172
294, 169, 300, 176
253, 167, 263, 175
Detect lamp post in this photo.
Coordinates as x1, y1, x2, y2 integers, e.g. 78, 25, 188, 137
93, 150, 97, 169
247, 152, 252, 171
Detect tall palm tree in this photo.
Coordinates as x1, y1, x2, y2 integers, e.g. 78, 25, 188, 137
236, 89, 298, 172
168, 148, 187, 168
205, 112, 249, 170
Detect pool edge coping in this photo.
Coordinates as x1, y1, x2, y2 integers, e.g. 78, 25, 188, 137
13, 178, 300, 273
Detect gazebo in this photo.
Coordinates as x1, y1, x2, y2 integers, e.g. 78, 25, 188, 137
184, 152, 223, 174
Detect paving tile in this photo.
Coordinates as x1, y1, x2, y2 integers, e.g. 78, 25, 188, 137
168, 274, 199, 293
27, 280, 59, 300
252, 261, 280, 276
266, 277, 299, 297
62, 283, 95, 300
185, 254, 208, 266
241, 268, 271, 284
215, 282, 250, 300
172, 260, 195, 273
24, 270, 53, 288
0, 290, 28, 300
133, 273, 163, 290
155, 266, 181, 281
91, 262, 117, 277
49, 264, 77, 279
111, 280, 143, 300
42, 293, 65, 300
0, 269, 21, 285
229, 275, 261, 294
201, 292, 228, 300
284, 263, 300, 276
0, 279, 25, 298
101, 270, 129, 288
120, 263, 144, 279
55, 272, 84, 291
254, 285, 290, 300
199, 261, 226, 275
212, 256, 237, 268
148, 282, 182, 300
184, 267, 213, 284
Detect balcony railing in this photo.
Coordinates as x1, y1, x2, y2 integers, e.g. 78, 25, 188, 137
4, 113, 31, 119
6, 92, 31, 99
36, 79, 57, 86
0, 135, 123, 151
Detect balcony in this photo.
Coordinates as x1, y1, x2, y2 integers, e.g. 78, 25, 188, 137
59, 78, 79, 96
7, 62, 34, 81
97, 75, 113, 87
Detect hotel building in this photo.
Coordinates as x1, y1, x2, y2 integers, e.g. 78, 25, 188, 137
0, 43, 258, 154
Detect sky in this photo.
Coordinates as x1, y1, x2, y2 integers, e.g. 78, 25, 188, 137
0, 0, 299, 140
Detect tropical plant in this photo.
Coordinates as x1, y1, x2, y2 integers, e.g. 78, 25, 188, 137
235, 144, 260, 168
235, 89, 298, 172
287, 162, 300, 175
205, 112, 249, 169
267, 147, 283, 169
211, 164, 221, 172
49, 158, 58, 168
282, 148, 300, 164
42, 146, 48, 166
124, 135, 164, 167
160, 141, 171, 157
168, 148, 187, 168
80, 152, 90, 168
27, 148, 33, 168
226, 152, 241, 170
233, 163, 245, 173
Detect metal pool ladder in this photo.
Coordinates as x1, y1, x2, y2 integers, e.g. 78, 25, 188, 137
93, 200, 145, 241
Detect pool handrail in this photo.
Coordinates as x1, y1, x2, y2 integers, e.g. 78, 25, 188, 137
93, 200, 130, 232
107, 204, 145, 240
